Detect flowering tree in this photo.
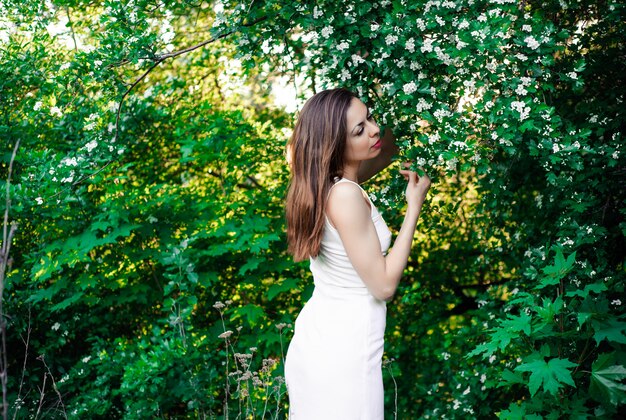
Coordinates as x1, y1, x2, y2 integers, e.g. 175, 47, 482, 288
1, 0, 624, 418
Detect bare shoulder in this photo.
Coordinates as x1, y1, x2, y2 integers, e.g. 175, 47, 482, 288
327, 182, 370, 228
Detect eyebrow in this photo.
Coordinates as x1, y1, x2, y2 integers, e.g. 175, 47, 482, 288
351, 109, 370, 134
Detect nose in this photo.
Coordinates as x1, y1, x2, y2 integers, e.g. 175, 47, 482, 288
369, 121, 380, 138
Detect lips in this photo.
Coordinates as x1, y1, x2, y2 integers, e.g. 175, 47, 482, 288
372, 139, 382, 149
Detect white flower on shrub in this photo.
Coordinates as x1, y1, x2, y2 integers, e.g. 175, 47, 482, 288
336, 41, 349, 51
421, 37, 434, 53
524, 35, 540, 50
321, 26, 333, 38
403, 81, 418, 95
405, 37, 415, 53
385, 34, 398, 45
567, 71, 578, 79
351, 54, 365, 66
510, 100, 530, 120
522, 24, 532, 32
85, 140, 98, 152
34, 101, 43, 111
313, 6, 322, 19
370, 22, 379, 32
416, 18, 426, 31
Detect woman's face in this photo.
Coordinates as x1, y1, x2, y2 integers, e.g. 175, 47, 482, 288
343, 98, 382, 164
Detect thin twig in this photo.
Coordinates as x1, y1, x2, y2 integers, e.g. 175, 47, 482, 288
1, 139, 20, 420
12, 308, 31, 420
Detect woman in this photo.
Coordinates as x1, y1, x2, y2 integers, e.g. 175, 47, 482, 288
284, 88, 430, 419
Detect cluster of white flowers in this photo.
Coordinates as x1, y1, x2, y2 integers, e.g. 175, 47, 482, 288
351, 54, 365, 66
434, 46, 452, 65
428, 131, 440, 144
370, 22, 379, 32
510, 100, 530, 120
433, 108, 452, 122
612, 299, 622, 306
457, 19, 469, 30
522, 24, 532, 32
50, 106, 62, 117
416, 18, 426, 31
385, 34, 398, 46
34, 101, 43, 111
336, 41, 349, 52
61, 156, 79, 167
405, 37, 415, 53
403, 81, 418, 95
313, 6, 323, 19
321, 26, 334, 38
515, 76, 533, 96
35, 197, 44, 205
84, 139, 98, 152
421, 37, 434, 53
340, 68, 351, 82
567, 71, 578, 79
524, 35, 540, 50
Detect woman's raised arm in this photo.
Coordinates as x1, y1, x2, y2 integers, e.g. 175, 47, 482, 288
327, 169, 430, 301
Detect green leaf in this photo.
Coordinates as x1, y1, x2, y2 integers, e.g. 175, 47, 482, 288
592, 318, 626, 345
230, 304, 266, 328
537, 248, 576, 289
590, 352, 626, 405
566, 282, 607, 298
515, 356, 577, 396
267, 278, 299, 301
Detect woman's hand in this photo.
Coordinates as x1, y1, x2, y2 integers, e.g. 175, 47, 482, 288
399, 163, 431, 210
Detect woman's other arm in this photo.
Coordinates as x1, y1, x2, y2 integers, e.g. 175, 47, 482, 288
357, 128, 398, 183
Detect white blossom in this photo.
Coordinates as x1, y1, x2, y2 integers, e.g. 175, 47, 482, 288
50, 106, 62, 117
522, 24, 532, 32
313, 6, 323, 19
321, 26, 334, 38
403, 81, 418, 95
416, 18, 426, 31
35, 197, 44, 205
34, 101, 43, 111
385, 34, 398, 46
336, 41, 349, 51
370, 23, 380, 32
524, 35, 540, 50
405, 38, 415, 53
85, 140, 98, 152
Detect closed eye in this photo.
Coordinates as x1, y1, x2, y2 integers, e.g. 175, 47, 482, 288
356, 114, 374, 136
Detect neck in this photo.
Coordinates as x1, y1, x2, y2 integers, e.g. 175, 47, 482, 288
342, 163, 360, 183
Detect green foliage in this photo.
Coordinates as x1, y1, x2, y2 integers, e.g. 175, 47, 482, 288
1, 0, 624, 418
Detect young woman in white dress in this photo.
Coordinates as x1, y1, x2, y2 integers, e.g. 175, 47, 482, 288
284, 88, 431, 419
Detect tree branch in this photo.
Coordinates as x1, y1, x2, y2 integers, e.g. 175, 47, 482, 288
48, 15, 269, 199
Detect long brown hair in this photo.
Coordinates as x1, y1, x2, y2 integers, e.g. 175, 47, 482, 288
286, 88, 357, 261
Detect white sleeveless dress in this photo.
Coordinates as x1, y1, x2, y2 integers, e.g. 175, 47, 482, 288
285, 178, 392, 420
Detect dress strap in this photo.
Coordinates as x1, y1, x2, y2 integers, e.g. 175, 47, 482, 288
329, 177, 373, 208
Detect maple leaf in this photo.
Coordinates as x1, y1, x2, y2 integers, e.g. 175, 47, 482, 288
515, 356, 577, 396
